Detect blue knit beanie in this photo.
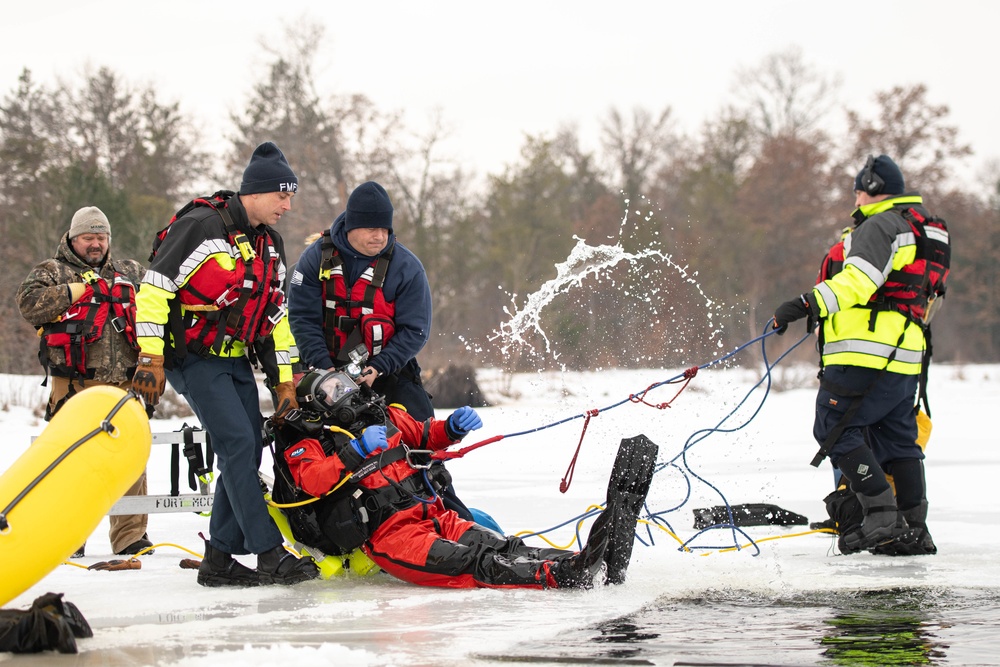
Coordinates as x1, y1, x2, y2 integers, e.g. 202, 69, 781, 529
854, 154, 905, 195
240, 142, 298, 195
345, 182, 393, 231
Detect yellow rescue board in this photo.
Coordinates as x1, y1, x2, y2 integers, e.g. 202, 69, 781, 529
0, 386, 151, 606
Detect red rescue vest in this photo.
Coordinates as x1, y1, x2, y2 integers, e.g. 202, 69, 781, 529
158, 192, 286, 357
318, 231, 396, 364
867, 207, 950, 325
816, 228, 851, 284
40, 267, 138, 377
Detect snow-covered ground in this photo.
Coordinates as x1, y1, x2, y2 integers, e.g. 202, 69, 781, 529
2, 361, 999, 666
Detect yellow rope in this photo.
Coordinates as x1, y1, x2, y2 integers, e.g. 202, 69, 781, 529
514, 504, 608, 550
62, 541, 206, 567
698, 528, 836, 555
266, 472, 354, 509
512, 508, 837, 556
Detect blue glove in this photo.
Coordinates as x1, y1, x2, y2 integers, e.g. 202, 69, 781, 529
447, 406, 482, 438
350, 425, 387, 458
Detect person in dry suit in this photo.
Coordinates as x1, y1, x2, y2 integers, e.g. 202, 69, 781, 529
272, 369, 655, 589
773, 155, 947, 557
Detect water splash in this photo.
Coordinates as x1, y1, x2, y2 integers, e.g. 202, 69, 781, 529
487, 200, 725, 368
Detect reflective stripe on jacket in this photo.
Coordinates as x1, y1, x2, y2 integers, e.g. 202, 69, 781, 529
811, 195, 929, 374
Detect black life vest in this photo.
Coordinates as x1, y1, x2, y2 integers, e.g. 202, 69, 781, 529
271, 421, 419, 556
39, 266, 138, 378
318, 230, 396, 364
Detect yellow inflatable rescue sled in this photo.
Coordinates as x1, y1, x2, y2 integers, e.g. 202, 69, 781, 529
0, 386, 151, 606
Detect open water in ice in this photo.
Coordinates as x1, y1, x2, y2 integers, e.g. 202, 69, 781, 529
476, 586, 1000, 666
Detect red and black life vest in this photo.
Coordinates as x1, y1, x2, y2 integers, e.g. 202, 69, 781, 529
40, 267, 138, 377
817, 209, 949, 326
318, 230, 396, 364
866, 207, 950, 326
816, 228, 851, 284
157, 191, 285, 358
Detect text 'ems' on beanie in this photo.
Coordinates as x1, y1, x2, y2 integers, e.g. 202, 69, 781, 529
239, 142, 298, 195
855, 154, 905, 195
69, 206, 111, 239
344, 181, 394, 231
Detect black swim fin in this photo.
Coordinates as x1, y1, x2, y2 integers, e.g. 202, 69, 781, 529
691, 503, 808, 529
601, 434, 659, 585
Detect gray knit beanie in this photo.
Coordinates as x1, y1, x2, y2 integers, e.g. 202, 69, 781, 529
69, 206, 111, 239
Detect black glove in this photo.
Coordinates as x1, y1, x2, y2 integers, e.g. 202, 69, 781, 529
773, 293, 818, 335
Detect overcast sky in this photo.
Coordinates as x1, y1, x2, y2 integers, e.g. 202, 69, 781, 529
5, 0, 999, 190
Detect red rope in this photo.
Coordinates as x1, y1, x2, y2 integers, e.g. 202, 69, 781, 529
560, 409, 599, 493
629, 365, 698, 409
431, 435, 504, 461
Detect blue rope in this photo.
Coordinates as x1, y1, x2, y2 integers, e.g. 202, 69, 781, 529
513, 320, 813, 555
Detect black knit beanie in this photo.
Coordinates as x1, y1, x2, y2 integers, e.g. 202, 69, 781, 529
344, 181, 393, 231
239, 142, 298, 195
854, 154, 905, 195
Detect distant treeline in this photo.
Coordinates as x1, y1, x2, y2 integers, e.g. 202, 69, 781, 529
1, 28, 996, 376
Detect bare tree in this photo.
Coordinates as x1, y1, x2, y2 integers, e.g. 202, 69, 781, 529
734, 46, 841, 141
0, 67, 206, 373
846, 84, 973, 192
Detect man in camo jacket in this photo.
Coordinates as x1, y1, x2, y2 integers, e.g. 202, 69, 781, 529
17, 205, 153, 557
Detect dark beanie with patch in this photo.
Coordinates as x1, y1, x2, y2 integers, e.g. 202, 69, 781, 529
239, 142, 298, 195
854, 154, 905, 195
344, 181, 393, 231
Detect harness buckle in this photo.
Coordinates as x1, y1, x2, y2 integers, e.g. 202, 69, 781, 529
110, 316, 127, 333
405, 449, 434, 469
335, 315, 358, 331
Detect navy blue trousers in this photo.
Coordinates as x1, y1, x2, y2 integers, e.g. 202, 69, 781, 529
167, 354, 283, 555
813, 365, 923, 467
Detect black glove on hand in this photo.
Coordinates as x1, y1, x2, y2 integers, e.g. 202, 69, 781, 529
773, 293, 818, 335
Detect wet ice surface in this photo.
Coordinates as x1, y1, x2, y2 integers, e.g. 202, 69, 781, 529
2, 365, 999, 666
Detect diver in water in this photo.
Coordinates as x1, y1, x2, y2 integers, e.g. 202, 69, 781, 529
269, 369, 656, 589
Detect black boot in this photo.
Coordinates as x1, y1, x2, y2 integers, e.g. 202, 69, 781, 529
197, 538, 260, 588
542, 501, 616, 589
256, 545, 320, 585
822, 487, 863, 534
117, 533, 154, 556
544, 553, 603, 589
870, 500, 937, 556
838, 488, 908, 554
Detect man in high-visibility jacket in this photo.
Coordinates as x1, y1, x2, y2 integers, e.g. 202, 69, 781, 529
131, 142, 318, 586
773, 155, 948, 556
